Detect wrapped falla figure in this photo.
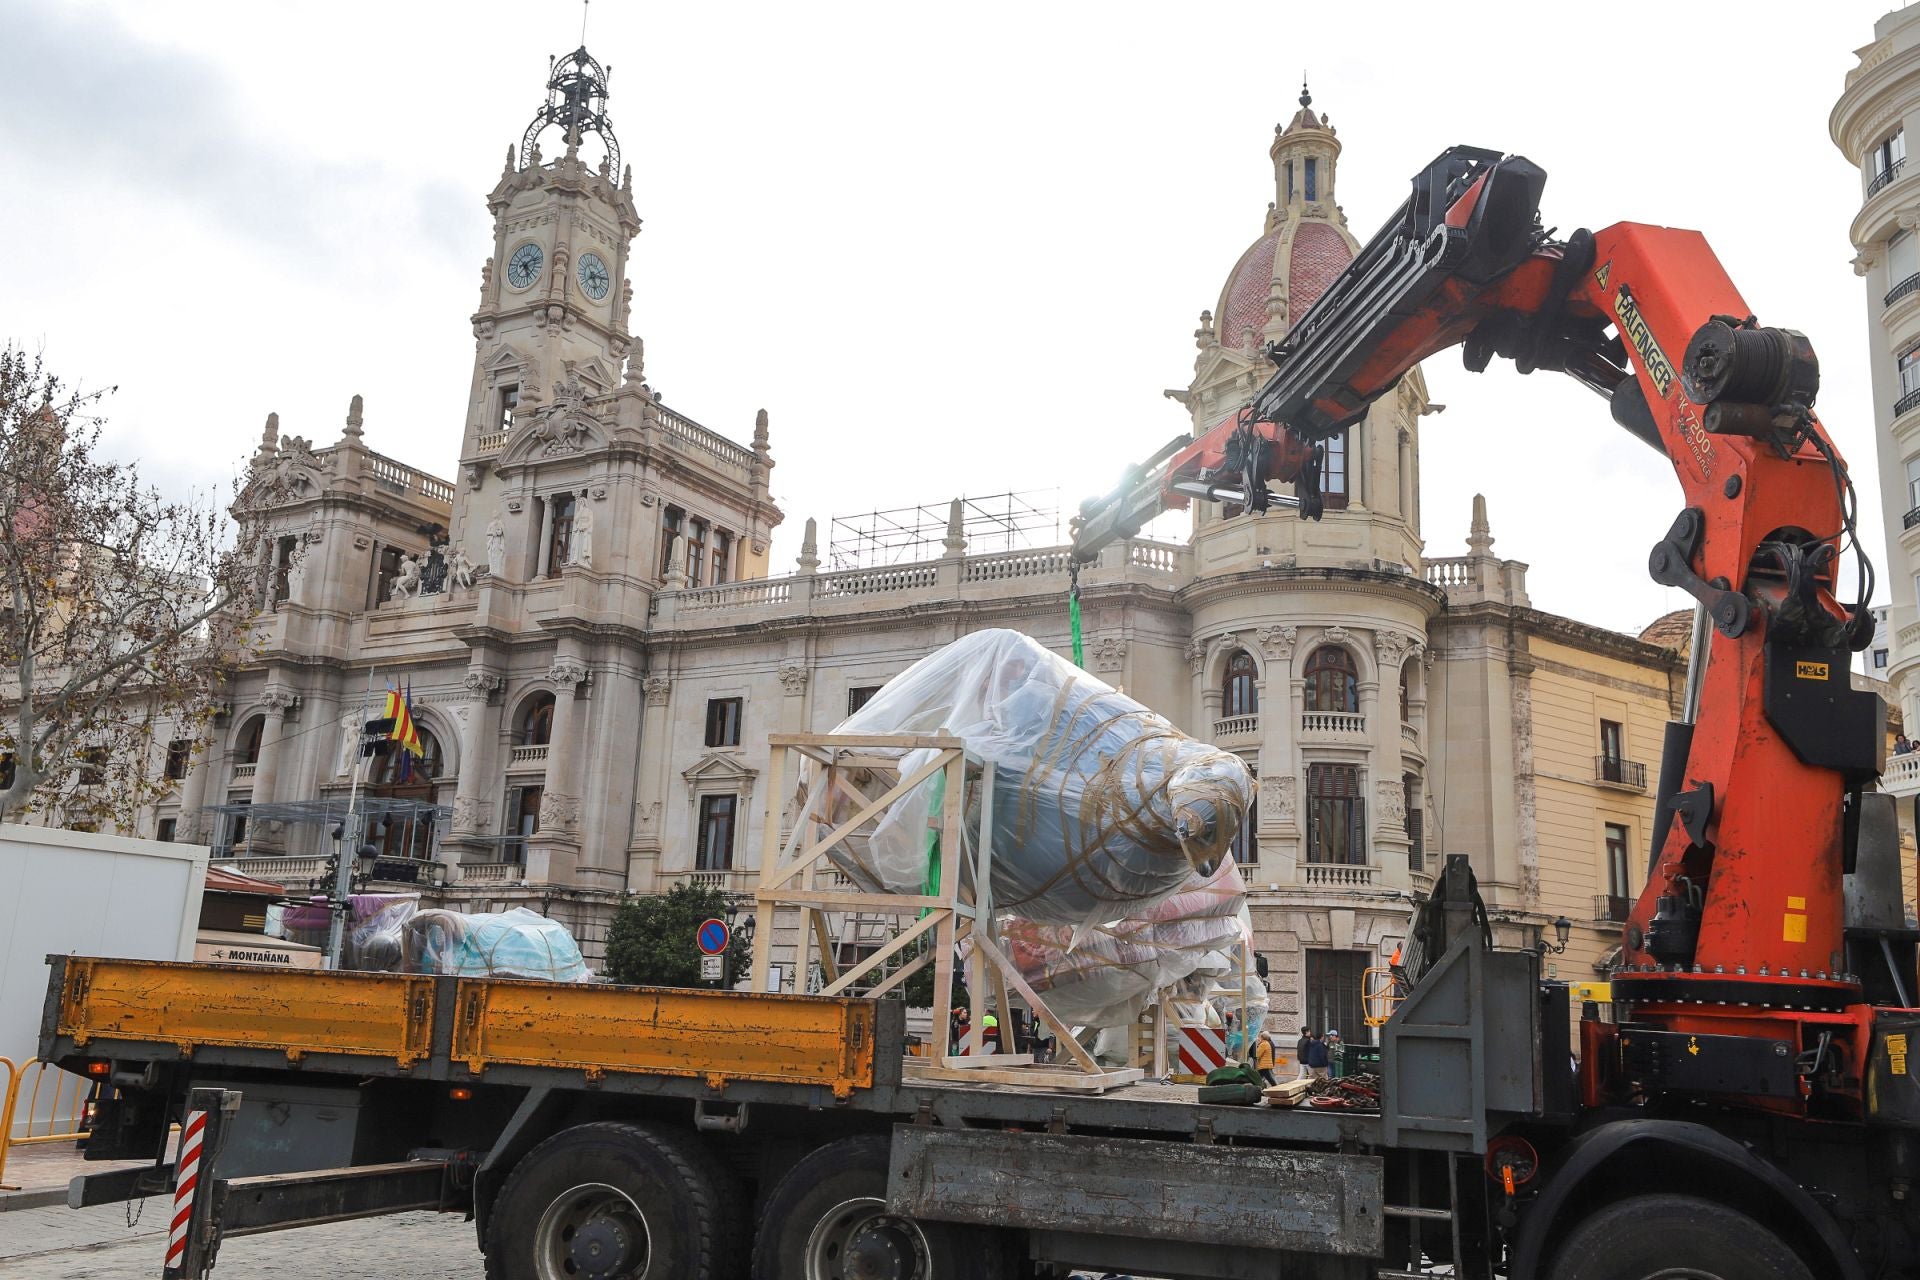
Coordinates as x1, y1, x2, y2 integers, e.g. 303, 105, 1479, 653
815, 628, 1255, 933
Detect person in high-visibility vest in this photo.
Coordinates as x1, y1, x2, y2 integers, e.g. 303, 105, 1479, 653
982, 1012, 1001, 1054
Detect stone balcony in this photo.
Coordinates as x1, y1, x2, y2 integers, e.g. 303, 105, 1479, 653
1301, 862, 1380, 889
652, 538, 1191, 627
1301, 711, 1367, 739
1886, 750, 1920, 798
1213, 714, 1259, 743
1423, 553, 1529, 608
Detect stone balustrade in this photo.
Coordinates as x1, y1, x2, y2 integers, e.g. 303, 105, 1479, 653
229, 855, 329, 883
473, 431, 508, 457
1303, 862, 1380, 888
1213, 714, 1260, 739
667, 869, 754, 894
364, 449, 456, 506
962, 549, 1071, 583
1302, 711, 1367, 737
459, 862, 519, 885
657, 405, 754, 479
1423, 553, 1528, 606
1885, 750, 1920, 796
1400, 722, 1420, 750
232, 763, 258, 780
509, 744, 550, 766
653, 538, 1189, 625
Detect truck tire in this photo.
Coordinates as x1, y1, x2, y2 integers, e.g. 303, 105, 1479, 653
1549, 1194, 1815, 1280
485, 1120, 735, 1280
752, 1133, 1015, 1280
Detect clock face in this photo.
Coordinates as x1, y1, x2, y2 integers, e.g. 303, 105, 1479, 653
577, 252, 611, 301
506, 242, 544, 290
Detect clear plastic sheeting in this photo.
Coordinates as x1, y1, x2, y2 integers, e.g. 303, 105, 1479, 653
828, 628, 1255, 931
996, 858, 1253, 1028
407, 907, 591, 982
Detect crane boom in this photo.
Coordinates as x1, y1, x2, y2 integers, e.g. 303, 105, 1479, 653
1079, 145, 1890, 1118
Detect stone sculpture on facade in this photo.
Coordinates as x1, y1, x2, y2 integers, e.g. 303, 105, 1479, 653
485, 512, 508, 576
571, 505, 593, 568
392, 553, 421, 601
448, 546, 476, 594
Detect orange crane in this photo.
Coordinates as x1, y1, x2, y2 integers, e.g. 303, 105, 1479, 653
1074, 145, 1896, 1124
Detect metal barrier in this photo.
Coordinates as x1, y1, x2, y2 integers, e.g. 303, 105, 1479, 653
0, 1056, 90, 1190
1363, 966, 1405, 1028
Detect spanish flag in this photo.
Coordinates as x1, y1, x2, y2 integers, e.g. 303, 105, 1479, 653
384, 685, 423, 758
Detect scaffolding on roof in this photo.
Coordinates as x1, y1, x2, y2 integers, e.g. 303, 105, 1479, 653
827, 490, 1060, 571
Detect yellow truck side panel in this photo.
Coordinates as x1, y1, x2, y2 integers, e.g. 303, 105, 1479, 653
54, 958, 878, 1094
453, 981, 876, 1094
59, 959, 435, 1066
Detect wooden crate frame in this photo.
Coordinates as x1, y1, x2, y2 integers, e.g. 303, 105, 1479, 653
751, 731, 1143, 1093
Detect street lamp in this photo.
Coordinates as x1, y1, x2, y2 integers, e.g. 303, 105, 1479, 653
1539, 916, 1573, 956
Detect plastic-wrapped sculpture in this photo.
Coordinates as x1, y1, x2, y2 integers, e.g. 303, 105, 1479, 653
826, 628, 1254, 933
999, 857, 1254, 1028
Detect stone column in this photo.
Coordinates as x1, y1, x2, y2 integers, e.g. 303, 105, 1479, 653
625, 674, 673, 892
447, 669, 505, 871
527, 650, 590, 882
248, 688, 299, 853
1370, 631, 1414, 883
176, 739, 216, 846
1252, 625, 1300, 876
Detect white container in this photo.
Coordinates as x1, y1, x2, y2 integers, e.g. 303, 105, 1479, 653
0, 823, 207, 1071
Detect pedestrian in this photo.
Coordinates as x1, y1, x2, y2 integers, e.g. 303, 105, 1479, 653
951, 1006, 971, 1053
1326, 1029, 1345, 1080
982, 1011, 1001, 1054
1294, 1026, 1313, 1080
1251, 1030, 1277, 1085
1304, 1029, 1329, 1081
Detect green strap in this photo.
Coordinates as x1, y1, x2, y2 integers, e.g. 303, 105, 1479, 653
1069, 562, 1085, 669
922, 769, 945, 902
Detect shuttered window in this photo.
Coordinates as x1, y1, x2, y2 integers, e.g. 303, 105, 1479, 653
1307, 764, 1367, 864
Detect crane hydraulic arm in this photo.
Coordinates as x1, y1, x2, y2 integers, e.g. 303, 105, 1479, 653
1077, 146, 1894, 1117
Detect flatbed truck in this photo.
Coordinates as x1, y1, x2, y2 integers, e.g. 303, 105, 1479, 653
37, 854, 1908, 1279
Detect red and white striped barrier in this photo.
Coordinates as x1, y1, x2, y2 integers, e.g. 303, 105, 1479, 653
165, 1107, 208, 1273
1176, 1025, 1229, 1077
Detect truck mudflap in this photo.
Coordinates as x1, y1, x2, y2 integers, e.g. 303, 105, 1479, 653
886, 1125, 1384, 1257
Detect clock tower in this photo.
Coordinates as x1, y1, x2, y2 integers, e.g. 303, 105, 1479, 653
453, 47, 640, 547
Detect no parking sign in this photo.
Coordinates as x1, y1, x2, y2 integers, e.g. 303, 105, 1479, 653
697, 917, 731, 956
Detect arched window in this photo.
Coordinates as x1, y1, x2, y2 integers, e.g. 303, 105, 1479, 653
372, 726, 443, 786
1222, 650, 1259, 717
1400, 664, 1414, 723
1304, 646, 1358, 714
517, 692, 556, 746
235, 716, 266, 765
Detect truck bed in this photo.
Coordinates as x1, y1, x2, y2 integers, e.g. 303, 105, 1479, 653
41, 955, 1383, 1148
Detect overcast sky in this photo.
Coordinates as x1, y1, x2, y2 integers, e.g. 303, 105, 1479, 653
0, 0, 1902, 636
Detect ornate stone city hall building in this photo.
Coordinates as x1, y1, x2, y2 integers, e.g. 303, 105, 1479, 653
153, 59, 1682, 1031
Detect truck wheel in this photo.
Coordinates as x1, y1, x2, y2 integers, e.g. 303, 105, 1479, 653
752, 1134, 1014, 1280
1550, 1194, 1814, 1280
485, 1121, 731, 1280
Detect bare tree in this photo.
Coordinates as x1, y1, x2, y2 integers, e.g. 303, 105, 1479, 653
0, 345, 260, 828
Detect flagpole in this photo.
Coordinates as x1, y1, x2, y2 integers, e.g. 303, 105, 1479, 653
327, 666, 377, 969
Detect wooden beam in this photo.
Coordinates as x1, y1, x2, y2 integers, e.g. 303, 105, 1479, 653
761, 749, 955, 892
819, 911, 944, 997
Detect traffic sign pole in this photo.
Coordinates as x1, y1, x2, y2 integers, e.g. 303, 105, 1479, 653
697, 917, 731, 990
